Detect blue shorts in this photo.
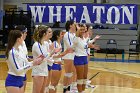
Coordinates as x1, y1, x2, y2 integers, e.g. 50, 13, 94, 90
48, 65, 52, 71
5, 74, 24, 88
23, 74, 27, 81
74, 56, 88, 66
52, 63, 62, 71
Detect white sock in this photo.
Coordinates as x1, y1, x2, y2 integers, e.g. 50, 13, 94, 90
44, 87, 49, 93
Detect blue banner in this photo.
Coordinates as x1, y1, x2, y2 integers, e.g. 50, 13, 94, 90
27, 4, 137, 24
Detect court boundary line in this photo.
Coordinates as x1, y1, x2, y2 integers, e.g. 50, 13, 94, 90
89, 65, 140, 78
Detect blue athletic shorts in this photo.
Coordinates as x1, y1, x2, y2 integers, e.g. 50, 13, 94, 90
5, 74, 24, 88
52, 63, 62, 71
74, 56, 88, 65
48, 65, 52, 71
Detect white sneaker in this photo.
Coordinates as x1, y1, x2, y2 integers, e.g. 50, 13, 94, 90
87, 84, 95, 88
86, 80, 91, 85
70, 85, 78, 93
70, 89, 78, 93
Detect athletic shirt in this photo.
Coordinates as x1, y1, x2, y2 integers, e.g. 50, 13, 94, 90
48, 40, 52, 45
7, 47, 33, 77
32, 42, 49, 76
62, 32, 75, 59
53, 41, 62, 62
19, 41, 28, 59
44, 40, 52, 53
73, 37, 88, 56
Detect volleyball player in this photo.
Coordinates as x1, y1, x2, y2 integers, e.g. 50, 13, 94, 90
15, 25, 29, 92
44, 27, 53, 93
32, 25, 55, 93
83, 25, 101, 88
49, 29, 74, 93
62, 20, 77, 93
72, 24, 100, 93
5, 30, 44, 93
49, 30, 64, 93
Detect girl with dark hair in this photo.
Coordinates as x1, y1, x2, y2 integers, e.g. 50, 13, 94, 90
15, 25, 29, 92
49, 29, 74, 93
72, 24, 100, 93
49, 30, 63, 93
5, 30, 44, 93
62, 20, 77, 93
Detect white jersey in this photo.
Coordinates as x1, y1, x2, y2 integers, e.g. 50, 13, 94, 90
53, 41, 62, 62
32, 42, 49, 76
7, 48, 33, 77
44, 40, 52, 53
48, 40, 52, 45
73, 37, 88, 56
19, 41, 28, 58
62, 32, 75, 60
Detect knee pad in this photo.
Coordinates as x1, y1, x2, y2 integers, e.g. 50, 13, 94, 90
49, 85, 55, 90
71, 82, 77, 87
83, 79, 87, 84
77, 79, 83, 85
81, 91, 85, 93
44, 87, 49, 92
64, 72, 73, 78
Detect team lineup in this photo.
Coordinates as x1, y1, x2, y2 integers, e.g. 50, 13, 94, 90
0, 1, 139, 93
4, 20, 101, 93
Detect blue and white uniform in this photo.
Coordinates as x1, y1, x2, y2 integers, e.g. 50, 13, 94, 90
32, 42, 49, 76
73, 37, 88, 65
62, 32, 75, 60
5, 47, 33, 88
52, 41, 62, 71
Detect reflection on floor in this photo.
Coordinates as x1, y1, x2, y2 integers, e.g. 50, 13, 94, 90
1, 61, 140, 93
0, 52, 140, 93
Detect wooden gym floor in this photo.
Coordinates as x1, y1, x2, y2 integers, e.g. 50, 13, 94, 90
0, 52, 140, 93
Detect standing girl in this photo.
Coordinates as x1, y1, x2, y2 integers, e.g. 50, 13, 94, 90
83, 25, 101, 88
73, 24, 100, 93
49, 30, 63, 93
62, 20, 77, 93
44, 35, 53, 93
15, 25, 29, 92
32, 25, 54, 93
5, 30, 44, 93
49, 29, 74, 93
